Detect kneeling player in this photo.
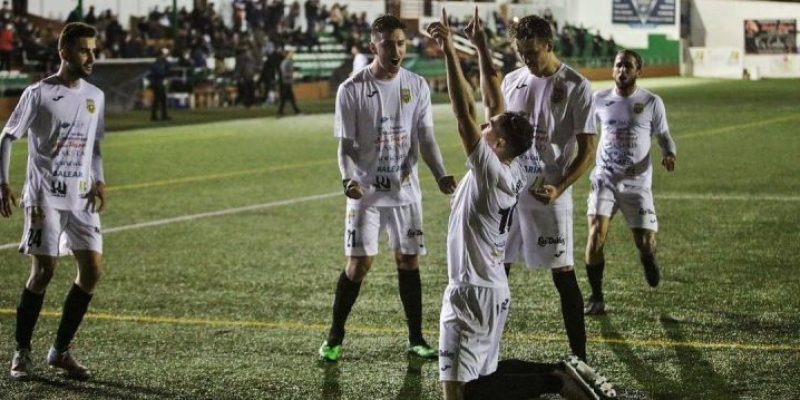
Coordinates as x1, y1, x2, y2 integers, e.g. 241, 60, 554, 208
429, 9, 616, 400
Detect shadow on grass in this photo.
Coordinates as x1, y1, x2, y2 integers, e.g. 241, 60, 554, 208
599, 316, 681, 400
659, 315, 740, 400
320, 362, 341, 400
394, 355, 427, 400
27, 375, 186, 399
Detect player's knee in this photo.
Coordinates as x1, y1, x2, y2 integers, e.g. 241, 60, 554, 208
635, 231, 657, 254
346, 257, 372, 281
395, 253, 419, 271
28, 256, 57, 292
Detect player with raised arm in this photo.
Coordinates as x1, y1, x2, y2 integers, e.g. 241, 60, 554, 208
429, 9, 615, 400
2, 22, 107, 381
319, 14, 457, 362
583, 49, 677, 315
501, 14, 597, 361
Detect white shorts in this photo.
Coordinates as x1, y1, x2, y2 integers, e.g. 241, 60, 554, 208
439, 284, 510, 383
18, 207, 103, 256
503, 204, 573, 269
343, 202, 426, 257
586, 178, 658, 232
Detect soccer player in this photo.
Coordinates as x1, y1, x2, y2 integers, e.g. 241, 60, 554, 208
2, 22, 107, 381
319, 15, 457, 362
583, 49, 677, 315
502, 15, 597, 361
428, 9, 615, 400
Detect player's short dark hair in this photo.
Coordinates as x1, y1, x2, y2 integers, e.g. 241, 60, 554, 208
371, 15, 406, 37
616, 49, 643, 70
497, 111, 534, 159
509, 15, 553, 45
58, 22, 97, 50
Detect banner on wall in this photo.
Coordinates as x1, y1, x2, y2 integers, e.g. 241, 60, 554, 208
613, 0, 676, 26
744, 19, 798, 55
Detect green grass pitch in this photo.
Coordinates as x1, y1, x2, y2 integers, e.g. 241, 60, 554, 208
0, 77, 798, 399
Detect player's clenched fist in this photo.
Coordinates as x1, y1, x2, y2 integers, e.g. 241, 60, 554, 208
342, 179, 363, 200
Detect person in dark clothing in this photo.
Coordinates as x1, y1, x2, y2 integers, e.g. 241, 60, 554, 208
278, 49, 301, 115
234, 47, 257, 108
149, 48, 171, 121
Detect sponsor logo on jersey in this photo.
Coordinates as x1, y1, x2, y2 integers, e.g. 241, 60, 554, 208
552, 84, 565, 103
537, 235, 565, 247
52, 95, 65, 101
440, 365, 451, 371
79, 179, 88, 193
86, 99, 96, 113
604, 101, 615, 106
554, 250, 565, 258
50, 179, 68, 197
515, 83, 528, 89
401, 88, 411, 104
406, 229, 424, 238
367, 90, 378, 98
633, 102, 644, 114
500, 298, 510, 311
638, 208, 656, 216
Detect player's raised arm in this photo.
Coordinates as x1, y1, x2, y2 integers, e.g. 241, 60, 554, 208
427, 8, 481, 155
464, 7, 503, 121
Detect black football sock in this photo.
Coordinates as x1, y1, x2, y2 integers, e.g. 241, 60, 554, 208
504, 265, 511, 277
398, 269, 424, 345
54, 283, 93, 352
552, 270, 587, 361
16, 288, 45, 350
640, 252, 660, 287
465, 360, 563, 399
326, 271, 362, 347
586, 261, 605, 301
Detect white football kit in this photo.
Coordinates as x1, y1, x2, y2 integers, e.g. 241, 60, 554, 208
2, 78, 105, 255
439, 138, 525, 383
587, 87, 676, 231
501, 64, 595, 269
334, 67, 433, 256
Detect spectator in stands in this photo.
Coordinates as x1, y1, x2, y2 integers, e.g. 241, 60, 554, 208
501, 46, 517, 75
0, 22, 13, 70
260, 44, 279, 104
575, 25, 586, 57
305, 0, 318, 34
234, 46, 257, 108
606, 35, 616, 58
591, 32, 602, 58
543, 7, 557, 33
559, 27, 573, 58
66, 5, 81, 23
278, 49, 301, 116
149, 47, 171, 121
84, 6, 97, 25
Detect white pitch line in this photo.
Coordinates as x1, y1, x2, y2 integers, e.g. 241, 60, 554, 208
0, 191, 341, 251
1, 190, 798, 251
656, 192, 800, 202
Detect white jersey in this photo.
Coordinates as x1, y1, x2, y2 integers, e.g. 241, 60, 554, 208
334, 67, 433, 207
2, 78, 105, 210
591, 87, 672, 188
447, 138, 525, 288
502, 64, 595, 208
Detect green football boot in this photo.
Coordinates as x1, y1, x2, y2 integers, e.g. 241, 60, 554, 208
318, 341, 342, 362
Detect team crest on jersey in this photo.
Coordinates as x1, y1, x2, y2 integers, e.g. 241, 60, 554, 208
633, 103, 644, 114
401, 88, 411, 104
551, 84, 565, 103
86, 99, 96, 113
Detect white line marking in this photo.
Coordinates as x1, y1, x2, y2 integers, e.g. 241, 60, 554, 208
0, 191, 341, 251
656, 193, 800, 202
1, 191, 797, 251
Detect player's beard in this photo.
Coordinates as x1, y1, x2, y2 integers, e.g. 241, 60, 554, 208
615, 75, 636, 91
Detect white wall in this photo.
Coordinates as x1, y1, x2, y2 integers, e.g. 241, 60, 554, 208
689, 0, 800, 78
